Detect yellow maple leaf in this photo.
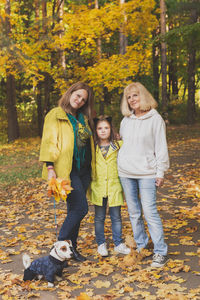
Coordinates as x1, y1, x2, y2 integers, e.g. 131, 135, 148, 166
77, 293, 91, 300
125, 235, 137, 248
94, 280, 111, 288
47, 178, 73, 203
123, 250, 138, 266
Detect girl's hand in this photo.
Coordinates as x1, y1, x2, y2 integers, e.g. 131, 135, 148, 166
47, 168, 56, 180
115, 133, 121, 140
156, 178, 164, 187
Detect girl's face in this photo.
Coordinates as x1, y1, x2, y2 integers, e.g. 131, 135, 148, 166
69, 89, 88, 113
96, 121, 111, 142
127, 88, 140, 112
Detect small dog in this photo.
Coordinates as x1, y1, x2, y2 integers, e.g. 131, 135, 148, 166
23, 240, 72, 287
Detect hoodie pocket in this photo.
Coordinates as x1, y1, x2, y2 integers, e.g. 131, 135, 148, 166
146, 156, 157, 170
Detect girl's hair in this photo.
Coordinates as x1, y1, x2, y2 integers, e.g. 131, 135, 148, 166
58, 81, 94, 125
93, 115, 118, 147
121, 82, 158, 117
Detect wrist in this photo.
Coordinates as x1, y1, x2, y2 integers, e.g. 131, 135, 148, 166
47, 166, 54, 170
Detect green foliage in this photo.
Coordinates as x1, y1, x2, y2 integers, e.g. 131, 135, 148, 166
167, 97, 200, 124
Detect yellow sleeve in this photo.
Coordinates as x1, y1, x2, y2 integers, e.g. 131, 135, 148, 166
39, 110, 60, 163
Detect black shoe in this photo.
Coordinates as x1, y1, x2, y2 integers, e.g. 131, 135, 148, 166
70, 246, 86, 262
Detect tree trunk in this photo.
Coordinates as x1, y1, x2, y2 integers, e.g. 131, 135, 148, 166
6, 75, 20, 142
34, 0, 43, 136
95, 0, 104, 114
43, 73, 51, 115
152, 29, 160, 102
95, 0, 102, 60
35, 0, 40, 18
119, 0, 127, 55
187, 48, 196, 124
5, 0, 19, 142
42, 0, 51, 115
36, 82, 43, 137
168, 23, 178, 99
160, 0, 168, 112
168, 54, 178, 98
99, 100, 104, 115
187, 8, 197, 124
59, 0, 66, 70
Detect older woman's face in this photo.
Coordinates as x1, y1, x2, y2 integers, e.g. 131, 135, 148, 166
127, 88, 140, 111
69, 89, 88, 112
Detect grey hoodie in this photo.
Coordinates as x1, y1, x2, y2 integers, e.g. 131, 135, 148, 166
117, 109, 169, 178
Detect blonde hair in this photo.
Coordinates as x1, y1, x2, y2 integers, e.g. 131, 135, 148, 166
121, 82, 158, 117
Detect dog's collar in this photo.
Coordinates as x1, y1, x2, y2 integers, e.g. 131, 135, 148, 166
49, 255, 65, 265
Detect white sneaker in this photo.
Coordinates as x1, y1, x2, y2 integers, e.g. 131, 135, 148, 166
114, 243, 131, 255
98, 243, 108, 256
151, 253, 168, 268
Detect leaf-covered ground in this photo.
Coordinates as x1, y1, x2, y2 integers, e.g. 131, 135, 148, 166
0, 125, 200, 300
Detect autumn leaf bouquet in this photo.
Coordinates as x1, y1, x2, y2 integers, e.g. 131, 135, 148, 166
47, 178, 73, 202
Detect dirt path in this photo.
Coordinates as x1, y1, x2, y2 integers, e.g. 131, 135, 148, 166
0, 125, 200, 299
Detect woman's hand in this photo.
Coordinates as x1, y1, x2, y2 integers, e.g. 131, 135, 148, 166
156, 178, 164, 187
47, 168, 56, 180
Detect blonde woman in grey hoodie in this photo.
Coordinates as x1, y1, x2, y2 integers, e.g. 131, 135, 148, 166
118, 82, 169, 268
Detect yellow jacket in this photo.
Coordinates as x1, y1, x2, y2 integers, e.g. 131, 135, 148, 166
90, 141, 124, 207
39, 106, 95, 181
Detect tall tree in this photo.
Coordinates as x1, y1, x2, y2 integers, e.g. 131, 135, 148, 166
42, 0, 51, 116
119, 0, 127, 55
5, 0, 19, 142
34, 0, 43, 136
59, 0, 66, 70
160, 0, 168, 112
187, 5, 198, 124
152, 28, 160, 101
95, 0, 104, 115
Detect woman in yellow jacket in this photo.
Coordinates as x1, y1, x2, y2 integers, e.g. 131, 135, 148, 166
39, 82, 95, 262
90, 116, 130, 257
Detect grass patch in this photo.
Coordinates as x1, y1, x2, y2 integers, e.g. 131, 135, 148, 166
0, 137, 42, 188
0, 166, 41, 186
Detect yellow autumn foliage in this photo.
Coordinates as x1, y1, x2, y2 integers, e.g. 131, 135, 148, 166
47, 178, 73, 203
0, 0, 157, 96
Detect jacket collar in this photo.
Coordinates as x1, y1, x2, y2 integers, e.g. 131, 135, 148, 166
55, 107, 70, 121
97, 141, 121, 159
55, 107, 88, 124
106, 141, 120, 158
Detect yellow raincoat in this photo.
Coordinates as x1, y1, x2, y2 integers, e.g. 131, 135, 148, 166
90, 141, 124, 207
39, 106, 95, 181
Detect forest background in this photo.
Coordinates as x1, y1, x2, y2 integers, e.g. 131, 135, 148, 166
0, 0, 200, 144
0, 2, 200, 298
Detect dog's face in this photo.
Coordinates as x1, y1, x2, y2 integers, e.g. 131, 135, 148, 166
53, 240, 72, 260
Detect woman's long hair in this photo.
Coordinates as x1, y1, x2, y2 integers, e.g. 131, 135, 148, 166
58, 81, 95, 127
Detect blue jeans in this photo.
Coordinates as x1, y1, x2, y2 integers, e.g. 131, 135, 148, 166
120, 177, 167, 255
95, 198, 122, 246
58, 166, 90, 248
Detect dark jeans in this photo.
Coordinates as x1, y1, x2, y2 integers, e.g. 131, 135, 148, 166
58, 166, 90, 248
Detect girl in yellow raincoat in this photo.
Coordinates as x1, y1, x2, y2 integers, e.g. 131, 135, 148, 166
90, 116, 130, 257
